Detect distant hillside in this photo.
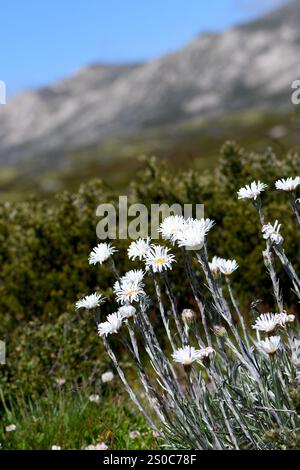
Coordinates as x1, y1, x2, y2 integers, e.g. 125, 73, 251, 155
1, 107, 300, 202
0, 0, 299, 166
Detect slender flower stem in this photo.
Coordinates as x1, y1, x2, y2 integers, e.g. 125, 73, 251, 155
254, 197, 265, 226
110, 258, 121, 281
136, 302, 183, 396
269, 357, 286, 431
225, 277, 250, 350
102, 336, 158, 431
273, 246, 300, 300
126, 320, 140, 360
255, 201, 300, 301
263, 245, 284, 311
192, 325, 206, 348
126, 321, 168, 426
151, 271, 177, 351
181, 248, 212, 348
225, 337, 259, 379
163, 271, 186, 345
207, 367, 240, 449
196, 249, 231, 321
290, 194, 300, 226
196, 249, 249, 359
254, 203, 284, 310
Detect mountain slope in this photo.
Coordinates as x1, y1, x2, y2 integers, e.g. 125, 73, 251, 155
0, 0, 299, 164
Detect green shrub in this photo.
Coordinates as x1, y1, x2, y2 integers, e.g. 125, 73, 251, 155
0, 180, 122, 333
0, 310, 109, 399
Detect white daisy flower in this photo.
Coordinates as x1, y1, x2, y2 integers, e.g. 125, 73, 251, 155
118, 305, 136, 319
5, 424, 16, 432
198, 346, 215, 359
96, 443, 109, 450
89, 394, 101, 404
101, 371, 114, 383
172, 346, 203, 366
209, 256, 223, 276
159, 215, 186, 244
252, 313, 279, 333
55, 378, 66, 386
237, 181, 267, 200
275, 177, 300, 192
128, 238, 152, 261
85, 443, 108, 450
262, 220, 284, 245
276, 312, 295, 327
75, 293, 104, 310
123, 269, 145, 284
218, 259, 239, 276
176, 218, 215, 249
89, 243, 117, 265
129, 430, 141, 439
145, 245, 176, 273
258, 336, 281, 355
97, 312, 124, 337
113, 279, 145, 304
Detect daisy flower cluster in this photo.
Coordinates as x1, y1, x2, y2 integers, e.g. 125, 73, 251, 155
252, 311, 295, 357
128, 238, 176, 273
75, 179, 300, 450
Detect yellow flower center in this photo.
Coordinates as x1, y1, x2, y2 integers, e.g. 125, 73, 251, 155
155, 258, 166, 265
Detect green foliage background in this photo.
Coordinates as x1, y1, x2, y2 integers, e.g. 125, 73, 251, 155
0, 142, 299, 399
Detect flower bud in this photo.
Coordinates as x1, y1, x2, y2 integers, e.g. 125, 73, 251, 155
181, 309, 196, 325
214, 325, 227, 338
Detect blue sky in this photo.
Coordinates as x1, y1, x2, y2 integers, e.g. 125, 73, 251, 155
0, 0, 286, 96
